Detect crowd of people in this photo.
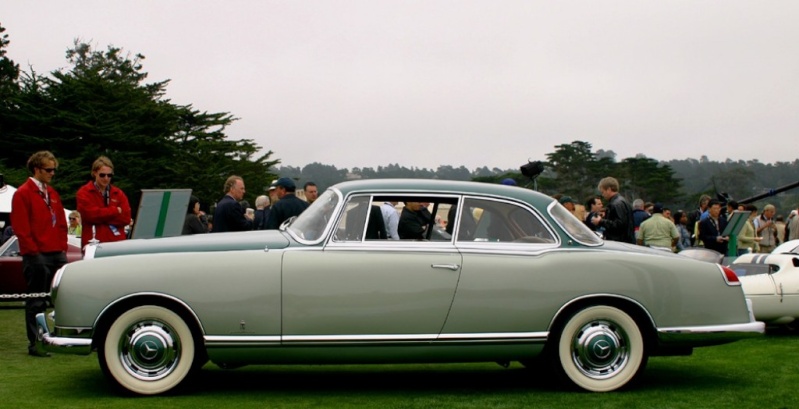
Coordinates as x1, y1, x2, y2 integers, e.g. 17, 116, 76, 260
569, 177, 799, 256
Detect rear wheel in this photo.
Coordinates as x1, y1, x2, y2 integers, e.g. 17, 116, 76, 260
98, 305, 195, 395
551, 305, 647, 392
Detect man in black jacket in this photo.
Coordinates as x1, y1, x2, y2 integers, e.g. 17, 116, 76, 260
265, 177, 309, 229
591, 177, 635, 243
211, 176, 254, 233
699, 199, 729, 255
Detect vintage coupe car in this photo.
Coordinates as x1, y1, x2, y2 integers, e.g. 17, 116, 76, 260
0, 235, 82, 297
37, 179, 764, 395
730, 251, 799, 325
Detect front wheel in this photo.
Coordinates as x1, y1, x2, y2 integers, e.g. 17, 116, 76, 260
551, 305, 647, 392
99, 305, 196, 395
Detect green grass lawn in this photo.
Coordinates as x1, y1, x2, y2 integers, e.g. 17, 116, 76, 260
1, 304, 797, 409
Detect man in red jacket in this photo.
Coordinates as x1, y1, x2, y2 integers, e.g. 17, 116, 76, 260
76, 156, 132, 249
11, 151, 68, 357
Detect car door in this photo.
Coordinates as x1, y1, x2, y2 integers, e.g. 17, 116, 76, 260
281, 194, 462, 342
770, 257, 799, 314
443, 196, 560, 337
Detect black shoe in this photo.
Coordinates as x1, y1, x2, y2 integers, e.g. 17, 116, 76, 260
28, 349, 50, 358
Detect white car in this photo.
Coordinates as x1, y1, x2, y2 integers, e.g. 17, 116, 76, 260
772, 239, 799, 255
731, 252, 799, 325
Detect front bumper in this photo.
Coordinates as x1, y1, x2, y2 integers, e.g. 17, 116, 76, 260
35, 313, 93, 356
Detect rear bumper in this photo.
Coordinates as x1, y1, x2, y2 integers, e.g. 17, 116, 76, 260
35, 313, 93, 355
657, 321, 765, 347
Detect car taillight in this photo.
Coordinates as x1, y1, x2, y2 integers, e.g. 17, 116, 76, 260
719, 265, 740, 286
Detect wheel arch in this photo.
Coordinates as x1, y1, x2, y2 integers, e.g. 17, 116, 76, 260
547, 294, 658, 351
92, 293, 206, 350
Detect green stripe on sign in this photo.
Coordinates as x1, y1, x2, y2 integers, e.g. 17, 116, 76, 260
155, 191, 172, 237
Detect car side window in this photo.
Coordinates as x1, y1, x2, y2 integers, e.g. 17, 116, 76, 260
332, 196, 372, 242
333, 195, 456, 243
457, 198, 555, 243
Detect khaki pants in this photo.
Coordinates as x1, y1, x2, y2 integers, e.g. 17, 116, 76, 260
758, 245, 775, 253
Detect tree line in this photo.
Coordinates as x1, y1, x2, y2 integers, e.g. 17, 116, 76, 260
280, 142, 799, 216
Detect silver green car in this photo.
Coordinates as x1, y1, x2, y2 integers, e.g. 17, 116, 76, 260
36, 179, 764, 395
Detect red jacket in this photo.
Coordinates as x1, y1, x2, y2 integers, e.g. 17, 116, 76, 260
10, 178, 68, 255
76, 181, 132, 249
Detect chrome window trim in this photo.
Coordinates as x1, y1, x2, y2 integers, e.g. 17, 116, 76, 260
547, 200, 603, 247
454, 195, 560, 248
325, 192, 461, 246
287, 188, 345, 246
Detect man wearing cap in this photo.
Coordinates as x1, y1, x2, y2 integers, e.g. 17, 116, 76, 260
559, 196, 576, 214
636, 203, 679, 251
211, 175, 253, 233
265, 177, 309, 229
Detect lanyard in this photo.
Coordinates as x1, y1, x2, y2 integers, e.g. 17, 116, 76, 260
37, 185, 56, 227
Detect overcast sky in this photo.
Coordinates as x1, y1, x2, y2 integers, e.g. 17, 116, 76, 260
3, 1, 798, 171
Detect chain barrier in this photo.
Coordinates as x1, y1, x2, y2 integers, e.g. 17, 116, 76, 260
0, 292, 51, 300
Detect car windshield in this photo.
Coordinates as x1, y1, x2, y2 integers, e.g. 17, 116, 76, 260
549, 202, 602, 245
286, 189, 340, 242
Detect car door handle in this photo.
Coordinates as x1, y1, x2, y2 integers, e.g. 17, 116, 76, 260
431, 264, 460, 271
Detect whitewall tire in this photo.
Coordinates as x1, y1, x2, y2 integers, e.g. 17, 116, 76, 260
99, 305, 195, 395
553, 305, 646, 392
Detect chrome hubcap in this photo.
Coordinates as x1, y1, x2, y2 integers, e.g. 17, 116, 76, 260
571, 320, 628, 379
119, 320, 180, 381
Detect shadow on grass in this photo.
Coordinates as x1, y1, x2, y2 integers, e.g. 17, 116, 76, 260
169, 359, 741, 397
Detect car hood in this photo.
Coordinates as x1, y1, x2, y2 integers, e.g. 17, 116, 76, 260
87, 230, 292, 259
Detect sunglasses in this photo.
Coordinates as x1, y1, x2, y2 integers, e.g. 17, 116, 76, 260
41, 167, 57, 173
69, 217, 77, 220
98, 173, 114, 178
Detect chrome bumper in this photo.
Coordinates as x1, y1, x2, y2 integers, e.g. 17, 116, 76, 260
657, 321, 765, 347
35, 313, 93, 355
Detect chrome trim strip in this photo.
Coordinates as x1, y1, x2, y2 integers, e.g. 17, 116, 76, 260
438, 331, 547, 340
284, 334, 435, 342
205, 332, 548, 345
206, 335, 281, 346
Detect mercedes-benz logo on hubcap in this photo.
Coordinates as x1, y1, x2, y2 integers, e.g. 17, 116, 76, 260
140, 340, 159, 360
593, 340, 611, 359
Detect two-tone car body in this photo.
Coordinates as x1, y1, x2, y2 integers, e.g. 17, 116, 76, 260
37, 179, 764, 395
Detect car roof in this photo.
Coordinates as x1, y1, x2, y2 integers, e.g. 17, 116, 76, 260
330, 179, 554, 208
